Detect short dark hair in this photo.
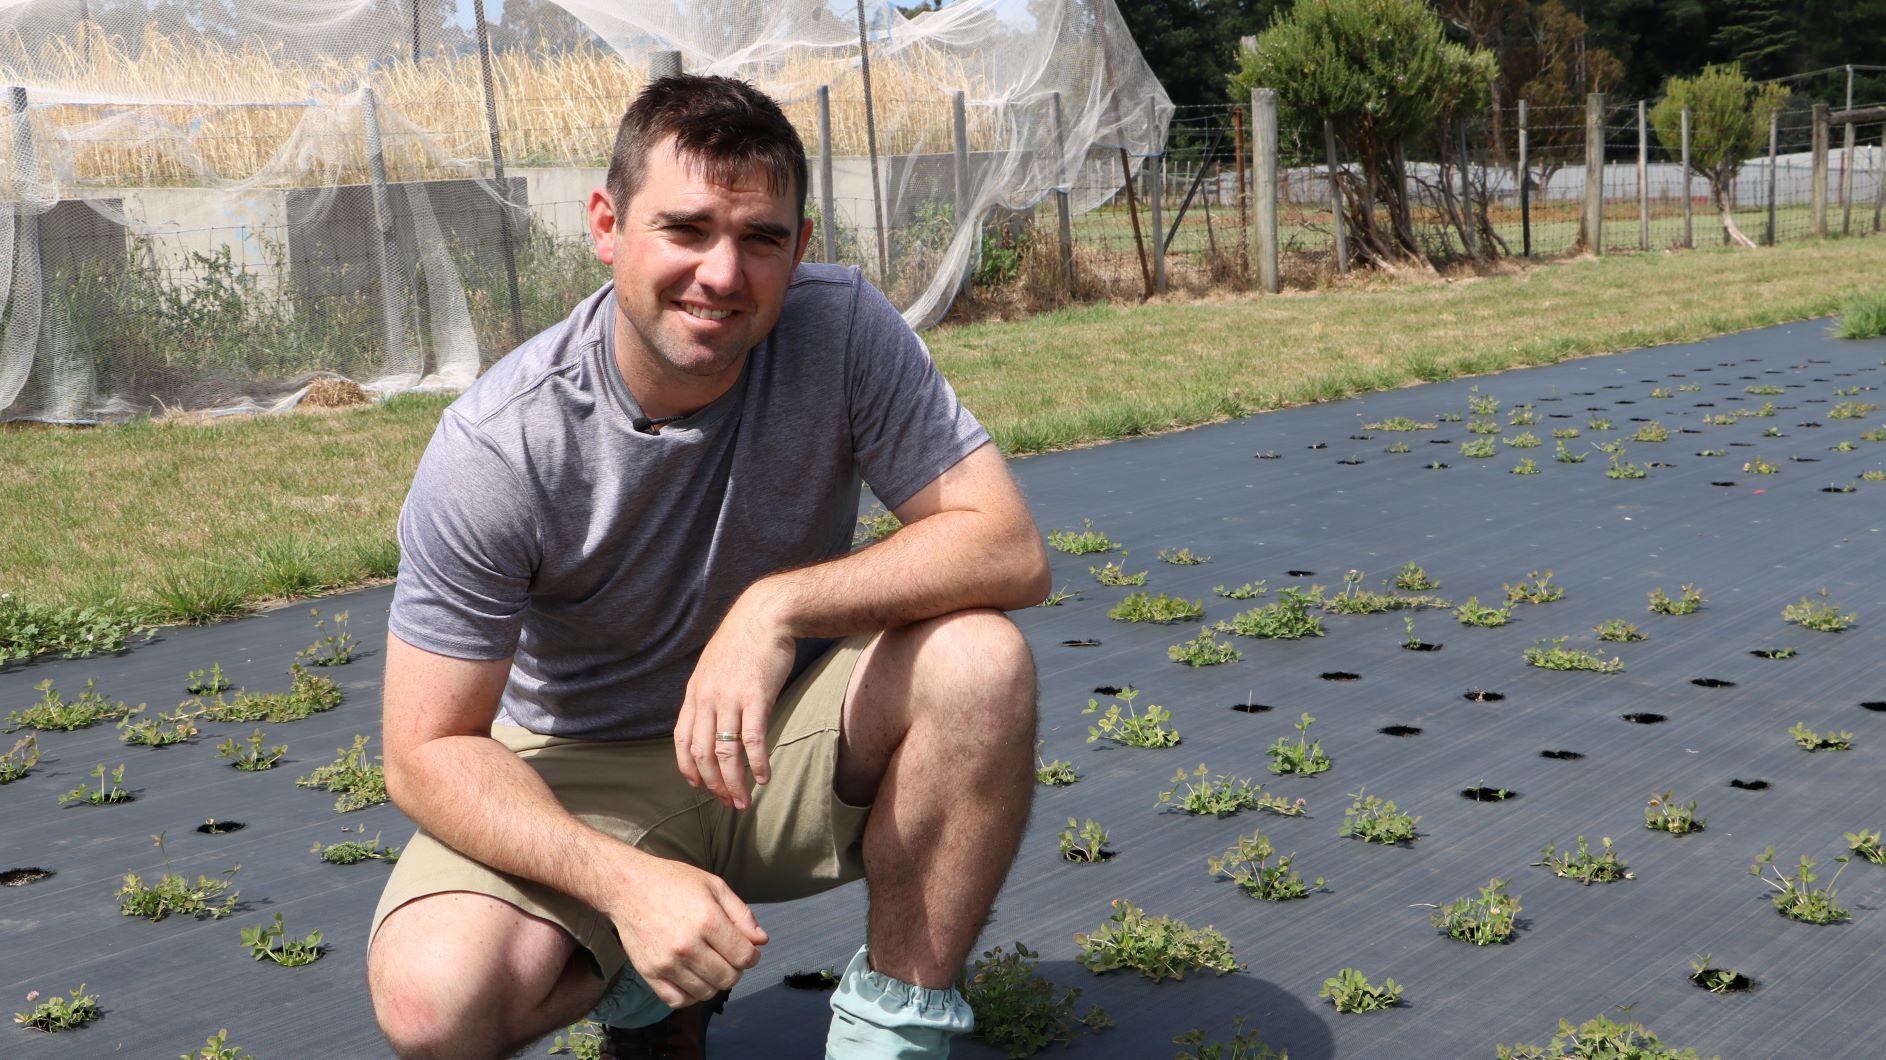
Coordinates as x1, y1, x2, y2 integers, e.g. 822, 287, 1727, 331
606, 74, 808, 222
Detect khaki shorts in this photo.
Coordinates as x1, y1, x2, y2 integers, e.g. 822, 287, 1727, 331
369, 635, 874, 977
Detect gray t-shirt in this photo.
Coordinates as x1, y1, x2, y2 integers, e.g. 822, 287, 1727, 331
390, 263, 989, 741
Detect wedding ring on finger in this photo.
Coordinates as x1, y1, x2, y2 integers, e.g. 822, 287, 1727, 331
714, 731, 740, 742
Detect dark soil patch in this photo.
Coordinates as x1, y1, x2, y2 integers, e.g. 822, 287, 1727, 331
1061, 639, 1101, 648
1539, 750, 1585, 761
1320, 671, 1361, 682
1463, 689, 1505, 703
1729, 778, 1770, 790
1230, 701, 1276, 714
1712, 482, 1738, 487
1461, 786, 1518, 802
1287, 570, 1316, 577
1307, 443, 1328, 450
1378, 725, 1422, 737
1402, 641, 1443, 652
1, 867, 52, 886
1690, 678, 1736, 689
1861, 701, 1886, 713
1092, 685, 1132, 696
1622, 712, 1667, 724
784, 969, 840, 991
196, 820, 246, 835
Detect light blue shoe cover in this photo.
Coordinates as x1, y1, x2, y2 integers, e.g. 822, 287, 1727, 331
826, 944, 974, 1059
588, 961, 673, 1030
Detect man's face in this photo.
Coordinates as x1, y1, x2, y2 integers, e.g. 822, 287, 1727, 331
590, 138, 812, 407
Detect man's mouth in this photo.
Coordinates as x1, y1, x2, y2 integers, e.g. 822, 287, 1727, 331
678, 303, 734, 321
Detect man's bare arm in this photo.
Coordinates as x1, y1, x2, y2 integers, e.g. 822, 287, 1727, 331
675, 441, 1049, 806
381, 634, 767, 1006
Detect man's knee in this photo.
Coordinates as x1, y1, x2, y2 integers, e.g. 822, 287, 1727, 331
905, 608, 1036, 735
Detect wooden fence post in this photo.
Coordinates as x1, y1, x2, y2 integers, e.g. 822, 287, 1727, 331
1050, 91, 1073, 289
1842, 116, 1856, 236
1636, 99, 1648, 251
1323, 118, 1347, 274
1680, 107, 1692, 249
1766, 111, 1778, 246
1517, 98, 1530, 256
1812, 103, 1829, 238
1582, 92, 1603, 254
1252, 88, 1279, 294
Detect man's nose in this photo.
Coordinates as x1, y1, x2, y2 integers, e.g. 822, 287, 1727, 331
696, 235, 741, 293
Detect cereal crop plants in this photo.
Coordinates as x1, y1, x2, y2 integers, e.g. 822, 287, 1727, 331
1750, 848, 1850, 924
1535, 836, 1632, 884
1267, 713, 1332, 776
1208, 831, 1323, 901
1084, 689, 1180, 748
1074, 899, 1241, 981
1429, 878, 1521, 945
1319, 968, 1403, 1013
959, 942, 1112, 1057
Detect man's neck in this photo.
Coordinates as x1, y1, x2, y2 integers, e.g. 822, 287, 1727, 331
611, 308, 746, 422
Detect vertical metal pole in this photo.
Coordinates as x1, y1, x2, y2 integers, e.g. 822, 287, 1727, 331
648, 50, 681, 80
1875, 123, 1885, 234
1518, 99, 1530, 256
1582, 92, 1603, 254
411, 0, 421, 63
1093, 9, 1149, 296
1811, 103, 1829, 237
473, 0, 522, 346
1323, 118, 1347, 274
854, 0, 889, 286
1147, 96, 1164, 294
1842, 117, 1856, 236
1766, 111, 1779, 246
952, 90, 971, 295
1680, 107, 1692, 249
817, 85, 835, 263
1252, 88, 1279, 294
8, 84, 45, 383
361, 86, 409, 368
1050, 90, 1073, 289
1458, 119, 1477, 257
1636, 100, 1648, 250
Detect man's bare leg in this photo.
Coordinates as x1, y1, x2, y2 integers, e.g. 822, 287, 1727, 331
369, 891, 608, 1060
835, 607, 1037, 988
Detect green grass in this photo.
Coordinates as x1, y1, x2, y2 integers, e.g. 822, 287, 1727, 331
5, 237, 1886, 647
1833, 286, 1886, 339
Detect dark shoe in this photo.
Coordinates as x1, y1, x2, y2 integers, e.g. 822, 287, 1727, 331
599, 989, 730, 1060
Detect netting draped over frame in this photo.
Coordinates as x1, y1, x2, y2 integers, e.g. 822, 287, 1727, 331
0, 0, 1167, 422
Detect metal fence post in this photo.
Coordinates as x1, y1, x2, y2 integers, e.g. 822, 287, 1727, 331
1636, 99, 1648, 251
472, 0, 522, 347
1050, 91, 1073, 289
1147, 96, 1165, 295
1518, 99, 1530, 256
817, 85, 835, 263
1812, 103, 1829, 237
1582, 92, 1603, 254
1252, 88, 1279, 294
361, 86, 410, 369
1766, 111, 1779, 246
853, 0, 889, 286
1680, 107, 1692, 249
952, 90, 972, 295
1875, 122, 1885, 234
1323, 118, 1347, 274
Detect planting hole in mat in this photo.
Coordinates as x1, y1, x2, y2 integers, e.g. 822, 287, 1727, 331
1349, 434, 1373, 440
1064, 848, 1117, 864
1062, 639, 1101, 648
784, 970, 840, 992
1255, 451, 1281, 460
1712, 482, 1739, 487
1307, 442, 1327, 449
1337, 458, 1365, 466
1540, 750, 1585, 761
1729, 778, 1770, 790
1287, 569, 1316, 577
1404, 641, 1443, 652
1691, 678, 1736, 689
1321, 671, 1361, 682
1749, 649, 1796, 659
1462, 786, 1519, 802
196, 819, 246, 834
1378, 725, 1423, 737
1861, 701, 1886, 713
1464, 689, 1506, 703
1230, 701, 1276, 714
1622, 712, 1667, 724
2, 867, 53, 886
1691, 967, 1757, 993
1092, 685, 1133, 696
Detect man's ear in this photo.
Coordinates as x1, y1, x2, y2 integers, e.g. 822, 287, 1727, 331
589, 188, 619, 266
793, 217, 814, 268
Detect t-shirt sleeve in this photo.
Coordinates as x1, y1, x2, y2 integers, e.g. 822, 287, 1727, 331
388, 409, 541, 661
844, 278, 991, 510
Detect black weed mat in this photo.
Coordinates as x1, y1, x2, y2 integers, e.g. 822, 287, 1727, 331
5, 321, 1886, 1059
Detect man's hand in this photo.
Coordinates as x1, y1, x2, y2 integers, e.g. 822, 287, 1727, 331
607, 853, 770, 1006
675, 595, 796, 809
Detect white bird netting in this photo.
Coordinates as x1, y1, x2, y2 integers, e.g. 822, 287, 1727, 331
0, 0, 1167, 422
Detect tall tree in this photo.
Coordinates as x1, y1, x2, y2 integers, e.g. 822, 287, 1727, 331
1649, 62, 1788, 247
1709, 0, 1797, 82
1116, 0, 1282, 110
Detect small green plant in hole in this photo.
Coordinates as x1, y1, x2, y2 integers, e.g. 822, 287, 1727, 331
1649, 387, 1673, 399
1645, 791, 1705, 834
185, 664, 230, 695
1752, 646, 1796, 659
1679, 383, 1702, 392
1402, 616, 1422, 649
1552, 426, 1581, 438
1430, 878, 1520, 945
1506, 432, 1542, 449
1454, 596, 1512, 627
1504, 570, 1564, 605
1267, 713, 1331, 776
1745, 384, 1784, 395
1744, 455, 1781, 474
1751, 848, 1850, 923
1074, 899, 1241, 981
1588, 416, 1613, 431
218, 729, 286, 771
1510, 404, 1542, 425
1845, 829, 1884, 864
1606, 451, 1648, 479
1632, 420, 1670, 442
1648, 584, 1705, 615
117, 705, 201, 748
181, 1028, 254, 1060
1511, 457, 1540, 475
313, 831, 402, 864
1033, 742, 1079, 786
294, 610, 357, 667
1208, 830, 1322, 901
59, 762, 132, 806
1159, 547, 1208, 565
118, 832, 240, 921
1083, 688, 1179, 748
1594, 618, 1647, 642
1698, 447, 1726, 456
1761, 426, 1784, 438
1828, 401, 1880, 419
1033, 583, 1082, 607
1783, 589, 1856, 632
7, 678, 134, 732
1864, 426, 1886, 442
1365, 416, 1435, 431
1524, 637, 1623, 673
548, 1021, 604, 1058
959, 942, 1112, 1057
0, 734, 39, 783
13, 984, 102, 1032
1319, 968, 1402, 1013
1536, 836, 1632, 884
1217, 587, 1324, 639
1829, 439, 1859, 452
1088, 556, 1146, 587
1048, 519, 1115, 555
1788, 722, 1853, 751
1435, 411, 1462, 422
1339, 788, 1419, 844
1393, 563, 1438, 590
1468, 386, 1500, 414
1167, 627, 1242, 667
1553, 440, 1587, 463
1460, 437, 1497, 458
1324, 570, 1447, 615
192, 665, 343, 724
1704, 412, 1739, 425
295, 734, 389, 812
1172, 1017, 1285, 1060
1212, 581, 1266, 599
1109, 591, 1203, 624
1158, 764, 1301, 818
1466, 418, 1502, 435
1861, 469, 1886, 480
1688, 954, 1750, 995
1384, 440, 1411, 453
1498, 1014, 1707, 1059
1057, 818, 1112, 864
241, 911, 324, 967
